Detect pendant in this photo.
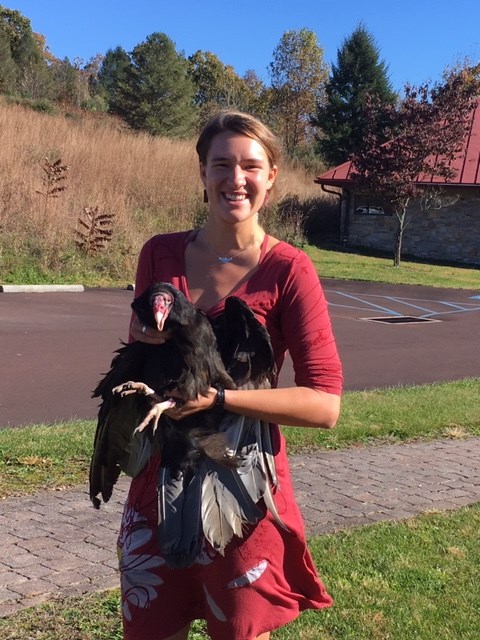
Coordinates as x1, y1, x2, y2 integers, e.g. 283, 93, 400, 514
218, 256, 233, 264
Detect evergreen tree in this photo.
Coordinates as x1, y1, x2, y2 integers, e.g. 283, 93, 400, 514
125, 32, 197, 137
314, 24, 396, 166
97, 46, 132, 116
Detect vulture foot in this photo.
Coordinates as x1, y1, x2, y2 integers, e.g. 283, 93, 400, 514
112, 381, 158, 398
135, 398, 177, 434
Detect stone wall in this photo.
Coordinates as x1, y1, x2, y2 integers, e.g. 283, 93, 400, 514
345, 192, 480, 266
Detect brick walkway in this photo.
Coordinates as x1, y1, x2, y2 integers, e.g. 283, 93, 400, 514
1, 437, 480, 617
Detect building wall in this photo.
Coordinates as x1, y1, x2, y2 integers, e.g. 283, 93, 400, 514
346, 191, 480, 266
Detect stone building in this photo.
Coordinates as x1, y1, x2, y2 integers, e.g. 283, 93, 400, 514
315, 101, 480, 266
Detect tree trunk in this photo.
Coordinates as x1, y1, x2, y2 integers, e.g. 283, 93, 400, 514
393, 207, 407, 267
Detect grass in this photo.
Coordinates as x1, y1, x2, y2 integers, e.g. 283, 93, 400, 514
2, 240, 478, 290
1, 379, 479, 499
0, 380, 478, 637
1, 504, 479, 639
1, 99, 478, 289
305, 245, 480, 289
0, 97, 324, 287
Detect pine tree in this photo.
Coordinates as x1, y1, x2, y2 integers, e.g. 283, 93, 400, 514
125, 32, 197, 137
314, 24, 396, 167
97, 46, 132, 117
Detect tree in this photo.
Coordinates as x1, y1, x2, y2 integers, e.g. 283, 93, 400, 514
313, 24, 397, 167
242, 69, 270, 120
188, 50, 246, 120
124, 32, 197, 137
97, 46, 132, 116
350, 69, 479, 267
0, 5, 32, 63
188, 51, 269, 124
50, 57, 87, 105
269, 28, 328, 155
0, 27, 16, 92
0, 5, 49, 97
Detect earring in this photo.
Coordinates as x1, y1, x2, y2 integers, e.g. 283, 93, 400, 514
264, 190, 270, 209
203, 189, 209, 203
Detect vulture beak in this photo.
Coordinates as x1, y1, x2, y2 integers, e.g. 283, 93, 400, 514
153, 292, 173, 332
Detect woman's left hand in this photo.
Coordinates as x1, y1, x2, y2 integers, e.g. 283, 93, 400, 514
163, 388, 218, 420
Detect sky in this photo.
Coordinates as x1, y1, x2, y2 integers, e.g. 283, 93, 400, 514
4, 0, 480, 93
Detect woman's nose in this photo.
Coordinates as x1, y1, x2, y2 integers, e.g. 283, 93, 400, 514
230, 165, 246, 187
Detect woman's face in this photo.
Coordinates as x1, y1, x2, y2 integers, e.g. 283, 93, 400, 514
200, 131, 277, 225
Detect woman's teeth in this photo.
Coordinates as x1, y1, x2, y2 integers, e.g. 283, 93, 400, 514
225, 194, 246, 201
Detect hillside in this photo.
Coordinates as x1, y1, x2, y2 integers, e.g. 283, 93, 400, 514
0, 100, 331, 285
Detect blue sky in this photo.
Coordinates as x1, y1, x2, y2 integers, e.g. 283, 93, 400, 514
4, 0, 480, 92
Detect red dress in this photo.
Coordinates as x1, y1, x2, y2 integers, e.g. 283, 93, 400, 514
118, 231, 343, 640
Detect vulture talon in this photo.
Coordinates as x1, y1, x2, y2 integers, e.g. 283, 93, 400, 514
112, 381, 156, 397
135, 398, 176, 434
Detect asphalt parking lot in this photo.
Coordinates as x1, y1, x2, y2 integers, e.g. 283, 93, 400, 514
1, 279, 479, 427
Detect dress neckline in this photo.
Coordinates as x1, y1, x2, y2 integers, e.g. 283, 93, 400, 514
182, 231, 275, 315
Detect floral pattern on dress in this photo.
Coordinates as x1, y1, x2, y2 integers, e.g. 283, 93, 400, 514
118, 505, 165, 622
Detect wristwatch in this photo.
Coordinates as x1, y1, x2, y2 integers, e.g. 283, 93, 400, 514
214, 384, 225, 407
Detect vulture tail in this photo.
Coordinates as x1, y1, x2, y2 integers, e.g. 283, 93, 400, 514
157, 466, 203, 568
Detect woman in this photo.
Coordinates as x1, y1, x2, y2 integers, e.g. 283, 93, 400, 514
119, 110, 343, 640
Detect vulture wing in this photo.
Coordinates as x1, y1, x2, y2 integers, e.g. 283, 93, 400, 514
158, 296, 286, 567
89, 283, 235, 509
91, 284, 286, 568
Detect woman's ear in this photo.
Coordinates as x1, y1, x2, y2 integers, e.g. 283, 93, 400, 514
199, 162, 207, 187
266, 165, 278, 191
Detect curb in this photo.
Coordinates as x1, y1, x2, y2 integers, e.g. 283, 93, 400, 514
0, 284, 85, 293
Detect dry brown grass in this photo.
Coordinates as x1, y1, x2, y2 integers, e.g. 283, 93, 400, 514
0, 99, 330, 283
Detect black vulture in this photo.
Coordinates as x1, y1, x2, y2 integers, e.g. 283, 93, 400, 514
89, 282, 285, 567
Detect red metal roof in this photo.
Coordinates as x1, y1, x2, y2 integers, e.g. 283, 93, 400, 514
315, 99, 480, 188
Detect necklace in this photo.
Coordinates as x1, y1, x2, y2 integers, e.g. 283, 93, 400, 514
201, 234, 262, 264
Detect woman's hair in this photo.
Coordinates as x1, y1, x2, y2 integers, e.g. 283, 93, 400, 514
196, 110, 281, 168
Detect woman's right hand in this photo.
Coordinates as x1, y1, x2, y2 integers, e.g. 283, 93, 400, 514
130, 313, 171, 345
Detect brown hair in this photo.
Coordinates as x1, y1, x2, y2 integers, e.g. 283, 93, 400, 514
196, 110, 281, 168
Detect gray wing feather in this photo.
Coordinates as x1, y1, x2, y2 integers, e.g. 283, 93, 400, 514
157, 467, 203, 567
201, 469, 243, 554
219, 412, 288, 531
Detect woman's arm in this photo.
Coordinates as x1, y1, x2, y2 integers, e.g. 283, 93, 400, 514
221, 385, 340, 429
165, 385, 340, 429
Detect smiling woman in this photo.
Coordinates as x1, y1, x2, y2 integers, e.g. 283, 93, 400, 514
121, 110, 343, 640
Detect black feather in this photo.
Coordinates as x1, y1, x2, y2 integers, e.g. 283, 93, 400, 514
89, 283, 235, 508
90, 283, 284, 569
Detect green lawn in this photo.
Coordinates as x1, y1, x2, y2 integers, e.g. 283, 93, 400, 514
1, 504, 479, 639
305, 245, 479, 289
1, 379, 479, 499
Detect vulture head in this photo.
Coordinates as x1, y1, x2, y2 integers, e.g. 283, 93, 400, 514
132, 282, 195, 333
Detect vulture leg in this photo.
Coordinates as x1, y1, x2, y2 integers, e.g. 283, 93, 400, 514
112, 381, 176, 432
135, 398, 176, 433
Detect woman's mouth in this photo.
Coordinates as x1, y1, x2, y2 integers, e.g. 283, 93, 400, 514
224, 193, 247, 202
